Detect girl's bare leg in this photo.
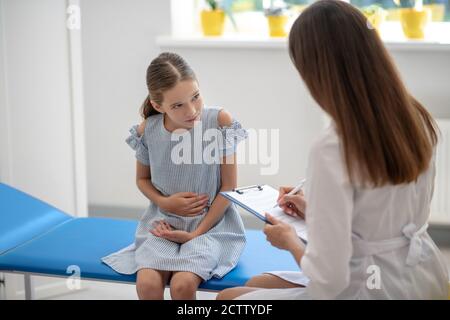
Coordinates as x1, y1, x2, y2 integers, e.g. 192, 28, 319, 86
136, 268, 171, 300
170, 271, 203, 300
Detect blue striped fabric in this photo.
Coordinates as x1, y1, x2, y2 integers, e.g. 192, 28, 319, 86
102, 107, 248, 281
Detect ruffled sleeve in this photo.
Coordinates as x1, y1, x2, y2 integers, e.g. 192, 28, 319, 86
125, 125, 150, 166
218, 119, 248, 157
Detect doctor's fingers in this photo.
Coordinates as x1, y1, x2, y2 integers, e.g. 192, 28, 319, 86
277, 186, 294, 201
280, 195, 305, 211
280, 203, 304, 219
263, 224, 275, 236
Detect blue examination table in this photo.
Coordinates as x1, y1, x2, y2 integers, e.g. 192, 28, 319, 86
0, 183, 300, 299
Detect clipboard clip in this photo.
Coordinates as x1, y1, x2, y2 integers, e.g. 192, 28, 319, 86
233, 185, 264, 194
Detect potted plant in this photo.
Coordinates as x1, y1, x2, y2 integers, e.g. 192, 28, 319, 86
200, 0, 238, 36
361, 4, 387, 34
423, 0, 446, 21
264, 0, 289, 37
394, 0, 431, 39
201, 0, 226, 36
285, 0, 309, 14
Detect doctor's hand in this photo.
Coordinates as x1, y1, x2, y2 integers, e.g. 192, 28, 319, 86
263, 213, 303, 253
277, 187, 306, 220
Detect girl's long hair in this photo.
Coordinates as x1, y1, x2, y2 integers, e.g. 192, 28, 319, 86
140, 52, 197, 119
289, 0, 438, 187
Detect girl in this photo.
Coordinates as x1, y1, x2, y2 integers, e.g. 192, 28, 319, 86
102, 52, 248, 300
217, 0, 448, 300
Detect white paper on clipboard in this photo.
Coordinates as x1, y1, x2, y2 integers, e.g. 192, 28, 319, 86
221, 185, 308, 242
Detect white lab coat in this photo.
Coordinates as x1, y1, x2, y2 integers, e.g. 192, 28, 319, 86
238, 125, 449, 300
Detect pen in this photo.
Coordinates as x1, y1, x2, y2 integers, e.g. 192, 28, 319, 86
273, 178, 307, 208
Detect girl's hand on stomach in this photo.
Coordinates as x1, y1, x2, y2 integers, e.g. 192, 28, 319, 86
158, 192, 209, 217
150, 220, 194, 244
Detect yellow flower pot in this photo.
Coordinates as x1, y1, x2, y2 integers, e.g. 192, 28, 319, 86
201, 9, 225, 36
423, 4, 445, 21
267, 15, 288, 37
400, 8, 430, 39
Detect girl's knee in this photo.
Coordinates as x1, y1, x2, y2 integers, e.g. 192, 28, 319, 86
136, 278, 164, 300
170, 277, 199, 299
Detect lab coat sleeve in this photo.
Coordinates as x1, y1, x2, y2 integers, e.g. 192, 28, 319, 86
300, 131, 354, 299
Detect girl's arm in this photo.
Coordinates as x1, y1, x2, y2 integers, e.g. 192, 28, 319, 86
192, 153, 237, 237
191, 110, 237, 237
134, 121, 167, 205
135, 161, 166, 206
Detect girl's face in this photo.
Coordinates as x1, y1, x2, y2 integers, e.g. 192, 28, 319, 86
152, 79, 203, 131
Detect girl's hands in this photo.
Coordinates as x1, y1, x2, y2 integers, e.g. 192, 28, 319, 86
263, 213, 302, 252
150, 220, 195, 244
277, 187, 306, 220
158, 192, 209, 217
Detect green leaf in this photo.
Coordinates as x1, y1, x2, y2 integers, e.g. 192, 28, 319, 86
206, 0, 218, 10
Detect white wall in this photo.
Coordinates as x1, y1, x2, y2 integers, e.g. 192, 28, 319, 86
0, 0, 86, 299
0, 0, 10, 183
81, 0, 171, 208
0, 0, 81, 214
389, 50, 450, 119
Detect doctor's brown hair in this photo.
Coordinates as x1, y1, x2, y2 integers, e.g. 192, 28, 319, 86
288, 0, 438, 187
140, 52, 197, 119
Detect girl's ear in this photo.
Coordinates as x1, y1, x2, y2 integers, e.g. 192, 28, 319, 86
150, 100, 164, 114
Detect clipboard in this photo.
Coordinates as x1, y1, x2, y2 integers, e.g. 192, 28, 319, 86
220, 185, 308, 242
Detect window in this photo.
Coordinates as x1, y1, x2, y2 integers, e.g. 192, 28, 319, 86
172, 0, 450, 42
350, 0, 449, 22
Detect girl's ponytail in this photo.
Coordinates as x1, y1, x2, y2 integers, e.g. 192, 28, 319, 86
140, 95, 160, 119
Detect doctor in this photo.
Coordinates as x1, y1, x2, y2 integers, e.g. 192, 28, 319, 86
217, 0, 449, 300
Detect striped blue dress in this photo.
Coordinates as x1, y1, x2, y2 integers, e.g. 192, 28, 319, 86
101, 106, 247, 281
